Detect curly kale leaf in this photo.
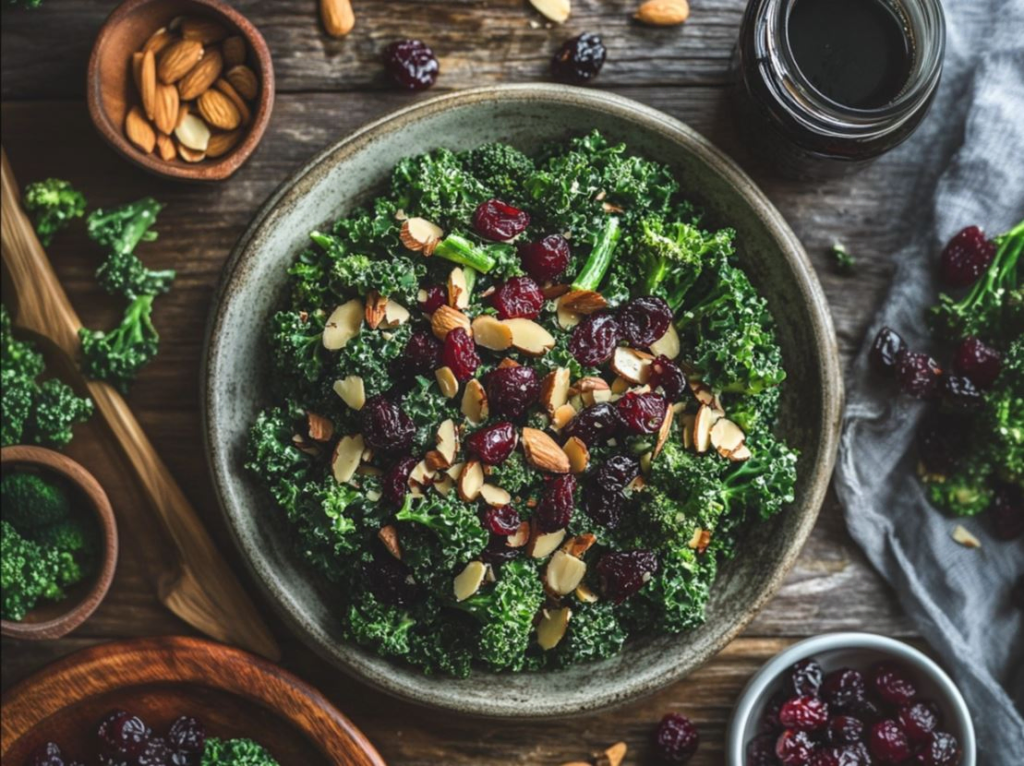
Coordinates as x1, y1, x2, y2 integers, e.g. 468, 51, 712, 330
460, 142, 536, 205
22, 178, 86, 246
201, 737, 280, 766
345, 589, 417, 658
635, 217, 735, 312
267, 309, 327, 402
407, 607, 476, 678
391, 147, 489, 228
551, 601, 627, 668
334, 322, 412, 400
310, 232, 424, 306
630, 546, 716, 634
79, 295, 160, 393
395, 493, 488, 574
400, 375, 456, 452
245, 407, 315, 518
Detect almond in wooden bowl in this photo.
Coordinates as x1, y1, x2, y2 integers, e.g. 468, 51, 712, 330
87, 0, 274, 182
0, 446, 118, 641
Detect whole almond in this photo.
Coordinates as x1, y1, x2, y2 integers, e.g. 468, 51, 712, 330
131, 52, 144, 93
142, 27, 175, 55
197, 88, 241, 130
321, 0, 355, 37
529, 0, 571, 24
635, 0, 690, 26
206, 129, 242, 159
140, 50, 157, 120
225, 64, 258, 100
125, 106, 156, 153
522, 427, 571, 474
222, 35, 246, 67
178, 47, 223, 100
158, 39, 204, 84
214, 78, 251, 124
153, 82, 180, 134
181, 16, 228, 44
175, 102, 190, 130
155, 132, 176, 161
176, 140, 206, 163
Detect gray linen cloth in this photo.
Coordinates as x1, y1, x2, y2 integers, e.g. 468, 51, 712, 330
832, 0, 1024, 761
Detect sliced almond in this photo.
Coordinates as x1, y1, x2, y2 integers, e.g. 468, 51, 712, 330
425, 450, 449, 471
545, 550, 587, 596
551, 403, 577, 433
610, 347, 654, 385
431, 304, 471, 341
176, 142, 205, 163
602, 742, 628, 766
331, 434, 364, 483
480, 484, 512, 507
688, 528, 712, 553
653, 406, 674, 459
378, 525, 402, 560
382, 299, 410, 328
650, 322, 681, 359
952, 525, 981, 548
529, 0, 571, 24
332, 375, 366, 410
711, 418, 746, 458
575, 583, 599, 604
507, 521, 531, 548
693, 403, 723, 454
157, 39, 204, 84
435, 366, 459, 398
561, 533, 596, 558
471, 315, 514, 351
436, 419, 459, 466
729, 444, 752, 463
306, 412, 334, 442
522, 427, 571, 473
174, 112, 211, 151
559, 289, 608, 315
680, 412, 696, 450
364, 289, 387, 329
461, 379, 489, 424
540, 367, 571, 416
453, 561, 487, 602
124, 106, 156, 154
322, 299, 363, 350
563, 436, 590, 474
448, 267, 470, 309
400, 217, 443, 255
457, 460, 485, 502
409, 460, 437, 492
690, 380, 716, 406
571, 377, 611, 408
497, 357, 520, 369
536, 607, 571, 650
556, 298, 582, 330
611, 376, 631, 395
506, 318, 555, 356
433, 474, 454, 496
528, 526, 566, 559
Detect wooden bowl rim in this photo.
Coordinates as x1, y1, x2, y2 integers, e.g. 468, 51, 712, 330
0, 445, 118, 640
0, 635, 387, 765
85, 0, 275, 182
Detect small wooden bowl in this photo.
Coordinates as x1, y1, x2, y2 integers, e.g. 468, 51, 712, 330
86, 0, 275, 182
0, 446, 118, 640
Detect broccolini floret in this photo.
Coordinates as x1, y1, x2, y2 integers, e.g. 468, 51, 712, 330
79, 295, 160, 393
22, 178, 86, 246
461, 142, 536, 205
87, 197, 163, 255
1, 520, 80, 621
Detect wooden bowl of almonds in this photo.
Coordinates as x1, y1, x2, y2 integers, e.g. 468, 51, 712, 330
87, 0, 274, 181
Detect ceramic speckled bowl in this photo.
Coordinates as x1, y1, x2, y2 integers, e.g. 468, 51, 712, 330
202, 85, 843, 719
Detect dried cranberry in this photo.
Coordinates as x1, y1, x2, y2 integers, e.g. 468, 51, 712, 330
472, 199, 530, 241
940, 226, 995, 288
653, 712, 699, 764
167, 716, 205, 754
915, 731, 961, 766
534, 474, 576, 532
616, 392, 668, 434
480, 534, 521, 566
619, 296, 673, 348
583, 455, 639, 529
29, 743, 64, 766
551, 32, 606, 84
940, 374, 983, 408
896, 352, 942, 399
808, 747, 863, 766
990, 483, 1024, 540
364, 554, 417, 606
361, 395, 415, 454
841, 698, 882, 725
442, 327, 480, 381
871, 327, 907, 372
418, 284, 448, 314
821, 668, 867, 709
776, 729, 817, 766
596, 550, 658, 602
402, 330, 442, 374
382, 456, 417, 507
465, 421, 519, 465
383, 39, 438, 91
97, 709, 149, 758
569, 313, 622, 366
747, 733, 779, 766
138, 737, 173, 766
829, 716, 865, 745
786, 658, 825, 697
871, 661, 917, 706
952, 336, 1002, 389
898, 701, 939, 744
481, 505, 521, 536
649, 356, 689, 402
519, 235, 570, 282
868, 720, 911, 764
780, 696, 830, 731
563, 402, 621, 447
485, 365, 540, 421
491, 276, 544, 319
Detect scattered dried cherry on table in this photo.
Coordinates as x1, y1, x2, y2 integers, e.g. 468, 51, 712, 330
940, 225, 995, 287
653, 712, 700, 764
896, 351, 942, 399
383, 39, 439, 91
870, 326, 906, 372
551, 32, 606, 85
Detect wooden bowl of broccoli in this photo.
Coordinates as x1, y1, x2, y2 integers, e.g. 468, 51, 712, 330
1, 445, 118, 640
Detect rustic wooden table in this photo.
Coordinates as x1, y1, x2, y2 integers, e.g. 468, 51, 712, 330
1, 1, 926, 763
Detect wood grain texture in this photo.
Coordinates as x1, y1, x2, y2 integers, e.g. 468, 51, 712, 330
0, 0, 933, 761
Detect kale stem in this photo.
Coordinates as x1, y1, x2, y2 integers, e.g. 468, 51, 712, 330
572, 216, 621, 292
434, 234, 496, 273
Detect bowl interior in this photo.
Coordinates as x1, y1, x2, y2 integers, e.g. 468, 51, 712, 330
89, 0, 272, 180
204, 86, 841, 718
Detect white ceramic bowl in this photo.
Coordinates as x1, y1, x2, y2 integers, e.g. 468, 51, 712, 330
727, 633, 976, 765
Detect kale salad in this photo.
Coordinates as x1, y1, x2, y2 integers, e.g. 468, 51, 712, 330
246, 131, 798, 676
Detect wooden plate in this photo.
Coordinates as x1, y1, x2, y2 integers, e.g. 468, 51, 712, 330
0, 636, 386, 765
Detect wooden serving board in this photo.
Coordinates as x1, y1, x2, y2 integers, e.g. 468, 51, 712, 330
0, 636, 386, 766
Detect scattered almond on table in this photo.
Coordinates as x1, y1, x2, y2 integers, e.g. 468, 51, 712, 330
635, 0, 691, 26
560, 741, 628, 766
124, 15, 260, 164
320, 0, 355, 37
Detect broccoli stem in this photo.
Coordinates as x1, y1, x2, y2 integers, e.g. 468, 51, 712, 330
88, 198, 162, 255
434, 234, 496, 273
572, 216, 621, 292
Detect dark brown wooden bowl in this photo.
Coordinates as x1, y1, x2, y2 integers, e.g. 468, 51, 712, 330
86, 0, 275, 182
0, 637, 387, 766
0, 446, 118, 640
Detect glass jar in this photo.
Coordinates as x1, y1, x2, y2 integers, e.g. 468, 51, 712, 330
734, 0, 945, 178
